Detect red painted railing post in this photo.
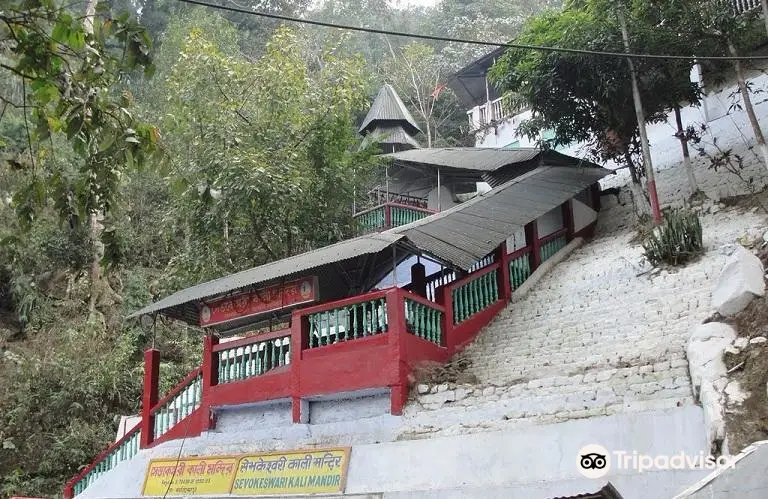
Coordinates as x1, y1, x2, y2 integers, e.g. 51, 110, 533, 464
496, 242, 512, 301
436, 284, 455, 354
63, 483, 74, 499
384, 203, 392, 229
202, 335, 219, 391
386, 288, 409, 415
562, 200, 575, 242
526, 221, 541, 270
290, 310, 307, 423
140, 348, 160, 449
200, 335, 219, 431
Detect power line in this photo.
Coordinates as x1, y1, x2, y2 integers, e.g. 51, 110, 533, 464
175, 0, 768, 62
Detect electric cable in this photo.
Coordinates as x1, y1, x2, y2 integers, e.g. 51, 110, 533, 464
175, 0, 768, 62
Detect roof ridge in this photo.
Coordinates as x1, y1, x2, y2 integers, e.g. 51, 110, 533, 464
359, 84, 422, 136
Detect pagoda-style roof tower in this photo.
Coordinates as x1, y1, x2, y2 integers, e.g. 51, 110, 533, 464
359, 84, 422, 152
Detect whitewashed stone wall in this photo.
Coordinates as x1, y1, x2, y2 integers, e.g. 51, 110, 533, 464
402, 200, 767, 439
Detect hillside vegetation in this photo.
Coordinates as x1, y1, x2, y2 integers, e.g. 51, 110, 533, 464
0, 1, 559, 495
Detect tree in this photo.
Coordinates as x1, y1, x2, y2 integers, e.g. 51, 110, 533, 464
1, 0, 160, 319
488, 0, 706, 209
382, 42, 460, 147
655, 0, 768, 170
145, 21, 376, 290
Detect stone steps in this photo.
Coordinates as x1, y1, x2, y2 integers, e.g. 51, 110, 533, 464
402, 204, 767, 438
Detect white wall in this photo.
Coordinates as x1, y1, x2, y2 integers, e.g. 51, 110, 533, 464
426, 185, 460, 211
537, 206, 564, 237
78, 406, 710, 499
573, 199, 598, 233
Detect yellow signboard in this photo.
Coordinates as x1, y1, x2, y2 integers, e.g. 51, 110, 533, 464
142, 456, 237, 496
141, 448, 350, 497
231, 448, 350, 496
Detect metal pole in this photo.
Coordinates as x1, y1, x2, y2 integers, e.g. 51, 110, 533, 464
392, 245, 398, 288
386, 164, 390, 204
437, 168, 441, 211
618, 8, 661, 223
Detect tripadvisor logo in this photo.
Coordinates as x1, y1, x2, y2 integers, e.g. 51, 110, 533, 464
577, 444, 737, 478
578, 444, 610, 479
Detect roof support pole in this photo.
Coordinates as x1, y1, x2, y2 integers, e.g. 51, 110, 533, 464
437, 168, 441, 212
392, 245, 398, 288
386, 163, 390, 204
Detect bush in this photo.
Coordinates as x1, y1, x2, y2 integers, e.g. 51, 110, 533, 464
642, 210, 704, 266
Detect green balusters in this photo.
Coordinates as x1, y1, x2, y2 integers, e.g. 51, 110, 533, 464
404, 298, 443, 345
509, 253, 531, 289
353, 303, 360, 338
451, 268, 503, 325
334, 308, 340, 344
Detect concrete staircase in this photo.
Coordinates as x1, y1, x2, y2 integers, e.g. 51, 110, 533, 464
400, 199, 766, 440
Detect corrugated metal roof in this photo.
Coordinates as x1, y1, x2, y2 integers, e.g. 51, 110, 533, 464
128, 162, 610, 324
359, 84, 422, 136
448, 46, 507, 108
360, 125, 421, 150
386, 147, 542, 172
389, 165, 611, 270
550, 483, 624, 499
127, 232, 404, 320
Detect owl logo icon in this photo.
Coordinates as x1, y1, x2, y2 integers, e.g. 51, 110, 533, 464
200, 305, 211, 324
577, 444, 610, 479
300, 280, 312, 299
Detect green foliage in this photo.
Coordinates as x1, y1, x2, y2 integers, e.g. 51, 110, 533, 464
641, 209, 704, 266
2, 0, 161, 243
146, 21, 376, 290
488, 0, 704, 177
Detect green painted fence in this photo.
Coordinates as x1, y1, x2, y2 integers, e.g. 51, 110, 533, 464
404, 298, 443, 345
540, 234, 567, 263
152, 373, 202, 440
217, 336, 291, 384
390, 205, 431, 227
72, 425, 141, 496
355, 206, 385, 234
509, 251, 532, 290
308, 297, 388, 348
451, 268, 500, 324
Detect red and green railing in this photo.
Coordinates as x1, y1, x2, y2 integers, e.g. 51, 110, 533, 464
215, 331, 291, 384
451, 265, 500, 324
539, 228, 568, 264
150, 368, 202, 441
404, 295, 444, 345
306, 293, 388, 348
355, 205, 386, 234
390, 205, 432, 227
65, 203, 583, 498
66, 423, 141, 497
508, 248, 532, 290
354, 202, 435, 234
369, 189, 429, 209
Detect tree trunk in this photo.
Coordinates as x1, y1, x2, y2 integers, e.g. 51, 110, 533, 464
87, 211, 104, 317
728, 39, 768, 171
624, 151, 651, 217
84, 0, 105, 319
673, 106, 698, 195
618, 8, 661, 223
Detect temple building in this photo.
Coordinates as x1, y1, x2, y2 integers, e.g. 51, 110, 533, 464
63, 84, 713, 499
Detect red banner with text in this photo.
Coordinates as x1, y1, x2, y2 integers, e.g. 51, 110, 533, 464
199, 277, 318, 327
